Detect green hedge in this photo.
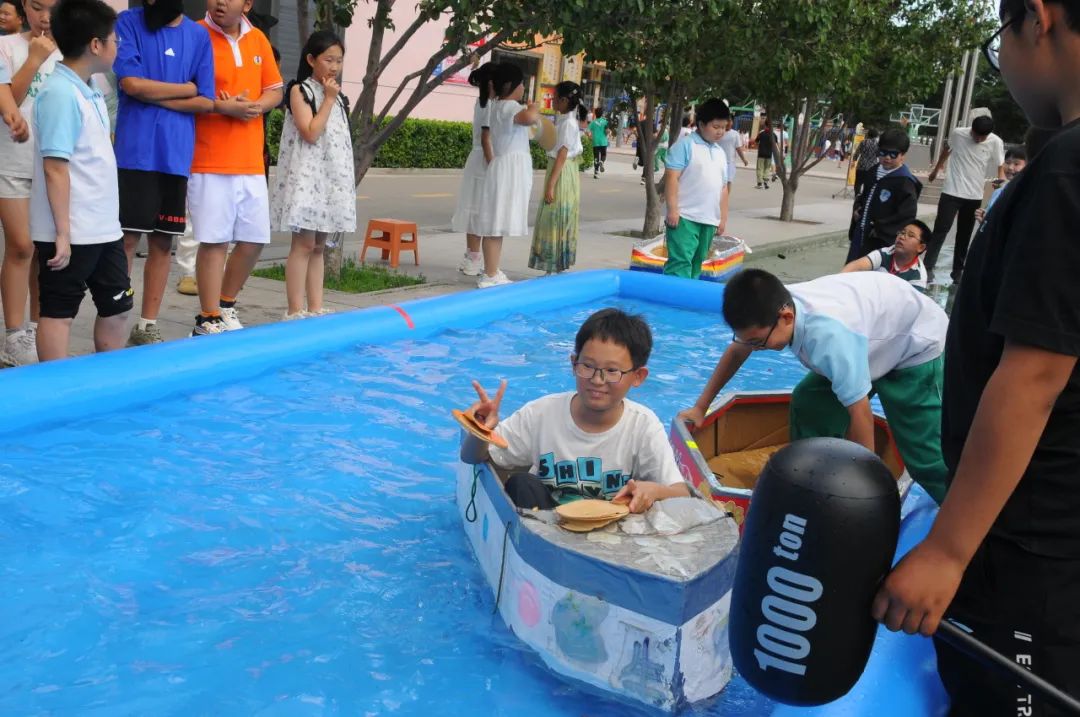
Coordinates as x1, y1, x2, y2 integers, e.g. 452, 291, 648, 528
266, 108, 284, 166
267, 111, 594, 173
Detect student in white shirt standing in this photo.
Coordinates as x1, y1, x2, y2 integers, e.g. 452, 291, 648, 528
663, 98, 730, 279
451, 61, 495, 277
0, 0, 61, 366
717, 117, 748, 230
925, 115, 1006, 281
529, 81, 585, 275
30, 0, 132, 361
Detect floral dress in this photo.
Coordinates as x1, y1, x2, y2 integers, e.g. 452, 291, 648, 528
270, 79, 357, 234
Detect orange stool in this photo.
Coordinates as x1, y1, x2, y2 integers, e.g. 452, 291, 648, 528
360, 219, 419, 269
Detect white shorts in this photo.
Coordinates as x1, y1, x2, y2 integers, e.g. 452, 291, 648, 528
0, 174, 31, 200
187, 173, 271, 245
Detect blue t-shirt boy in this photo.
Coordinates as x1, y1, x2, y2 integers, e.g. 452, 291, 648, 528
113, 8, 214, 177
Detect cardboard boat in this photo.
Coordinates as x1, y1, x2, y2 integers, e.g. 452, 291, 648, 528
456, 461, 740, 712
668, 390, 910, 531
629, 234, 747, 281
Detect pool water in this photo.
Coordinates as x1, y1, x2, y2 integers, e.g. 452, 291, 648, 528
0, 298, 810, 716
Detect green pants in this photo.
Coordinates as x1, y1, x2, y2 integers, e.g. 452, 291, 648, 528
663, 217, 716, 279
788, 356, 948, 504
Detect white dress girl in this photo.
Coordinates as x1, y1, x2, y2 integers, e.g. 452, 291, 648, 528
270, 78, 356, 233
450, 100, 490, 235
478, 98, 533, 238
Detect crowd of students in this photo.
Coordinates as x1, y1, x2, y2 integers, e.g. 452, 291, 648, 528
451, 62, 589, 285
0, 0, 358, 366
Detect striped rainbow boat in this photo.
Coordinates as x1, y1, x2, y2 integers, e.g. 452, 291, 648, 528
629, 234, 747, 281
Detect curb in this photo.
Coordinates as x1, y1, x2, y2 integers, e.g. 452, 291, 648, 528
745, 230, 849, 260
744, 210, 940, 262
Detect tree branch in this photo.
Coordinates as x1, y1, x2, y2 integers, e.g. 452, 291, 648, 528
375, 11, 430, 77
366, 30, 509, 150
373, 65, 429, 128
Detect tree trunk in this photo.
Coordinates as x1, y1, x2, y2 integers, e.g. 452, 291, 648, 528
780, 174, 798, 221
639, 90, 663, 238
353, 140, 378, 188
665, 81, 684, 149
297, 0, 310, 49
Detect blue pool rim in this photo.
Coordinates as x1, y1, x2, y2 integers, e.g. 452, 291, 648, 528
0, 270, 722, 436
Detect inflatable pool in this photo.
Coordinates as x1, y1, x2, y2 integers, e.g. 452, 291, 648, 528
0, 270, 948, 716
629, 234, 746, 281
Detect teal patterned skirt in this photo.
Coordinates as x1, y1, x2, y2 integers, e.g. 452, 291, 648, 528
529, 158, 581, 273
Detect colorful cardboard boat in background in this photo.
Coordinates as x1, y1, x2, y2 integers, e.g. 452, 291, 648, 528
629, 234, 747, 281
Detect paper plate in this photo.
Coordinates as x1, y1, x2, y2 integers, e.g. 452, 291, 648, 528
559, 515, 623, 533
451, 408, 509, 449
536, 117, 557, 152
555, 499, 629, 522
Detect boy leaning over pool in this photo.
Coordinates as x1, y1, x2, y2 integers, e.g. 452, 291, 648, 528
460, 308, 689, 513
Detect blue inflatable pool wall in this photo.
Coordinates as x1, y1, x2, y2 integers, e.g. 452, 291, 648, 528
0, 269, 949, 715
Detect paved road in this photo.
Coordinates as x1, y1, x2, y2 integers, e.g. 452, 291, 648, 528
257, 151, 857, 262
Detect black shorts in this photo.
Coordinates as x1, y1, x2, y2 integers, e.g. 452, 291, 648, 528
35, 239, 134, 320
118, 169, 187, 235
934, 536, 1080, 716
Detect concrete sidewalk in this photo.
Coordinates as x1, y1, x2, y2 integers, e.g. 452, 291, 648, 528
4, 157, 925, 363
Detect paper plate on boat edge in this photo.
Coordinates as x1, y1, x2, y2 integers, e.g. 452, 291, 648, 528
451, 408, 509, 449
555, 499, 630, 532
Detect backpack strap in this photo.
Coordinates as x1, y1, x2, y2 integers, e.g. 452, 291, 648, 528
285, 79, 319, 116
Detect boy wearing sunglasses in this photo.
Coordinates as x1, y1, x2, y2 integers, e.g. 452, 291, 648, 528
680, 268, 949, 504
846, 127, 922, 263
461, 308, 689, 513
874, 1, 1080, 711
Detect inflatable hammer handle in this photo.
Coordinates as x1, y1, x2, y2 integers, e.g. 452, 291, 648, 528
938, 620, 1080, 715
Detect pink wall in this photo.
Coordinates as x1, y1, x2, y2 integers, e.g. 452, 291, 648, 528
340, 4, 479, 123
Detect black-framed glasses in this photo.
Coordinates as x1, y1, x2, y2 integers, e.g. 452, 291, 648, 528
573, 361, 636, 383
877, 149, 901, 159
732, 305, 788, 350
982, 17, 1016, 73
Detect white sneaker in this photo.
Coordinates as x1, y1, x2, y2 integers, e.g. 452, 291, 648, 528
458, 252, 483, 277
477, 270, 512, 289
1, 327, 38, 366
283, 311, 308, 321
219, 306, 244, 331
190, 318, 227, 337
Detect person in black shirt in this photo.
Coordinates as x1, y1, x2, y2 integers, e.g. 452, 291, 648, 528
872, 1, 1080, 713
845, 128, 922, 262
754, 119, 775, 189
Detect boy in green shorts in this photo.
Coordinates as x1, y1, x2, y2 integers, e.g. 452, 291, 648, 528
680, 268, 950, 503
662, 98, 729, 280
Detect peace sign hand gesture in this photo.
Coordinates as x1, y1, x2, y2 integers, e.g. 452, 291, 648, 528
468, 379, 507, 430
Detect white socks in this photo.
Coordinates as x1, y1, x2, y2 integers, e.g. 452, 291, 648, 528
136, 317, 157, 331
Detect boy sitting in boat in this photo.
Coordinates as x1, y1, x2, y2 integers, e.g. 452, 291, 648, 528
841, 220, 931, 291
679, 268, 950, 503
460, 308, 690, 513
